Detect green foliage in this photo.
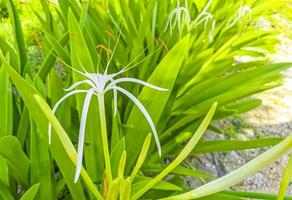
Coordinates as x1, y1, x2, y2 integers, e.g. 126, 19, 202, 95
0, 0, 292, 199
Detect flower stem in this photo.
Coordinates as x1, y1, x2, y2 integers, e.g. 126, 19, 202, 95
98, 94, 112, 182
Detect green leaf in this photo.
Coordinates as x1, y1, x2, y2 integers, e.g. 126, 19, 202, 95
196, 193, 244, 200
0, 136, 29, 188
143, 164, 213, 179
278, 154, 292, 200
130, 134, 152, 181
59, 0, 81, 21
175, 63, 291, 112
39, 0, 53, 32
0, 180, 14, 200
5, 0, 27, 73
16, 108, 30, 148
20, 183, 40, 200
193, 138, 283, 153
118, 151, 127, 178
110, 138, 125, 179
0, 37, 18, 68
30, 116, 55, 200
0, 56, 13, 136
0, 63, 13, 186
111, 106, 122, 152
68, 9, 94, 72
125, 35, 190, 169
222, 190, 292, 200
132, 176, 182, 193
45, 32, 70, 64
36, 33, 69, 80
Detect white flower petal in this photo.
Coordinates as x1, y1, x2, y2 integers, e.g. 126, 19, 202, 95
193, 13, 209, 27
64, 80, 96, 92
48, 89, 89, 144
209, 19, 216, 42
177, 10, 182, 34
193, 0, 212, 26
106, 78, 168, 92
113, 87, 118, 116
165, 10, 177, 33
74, 89, 95, 183
113, 86, 162, 156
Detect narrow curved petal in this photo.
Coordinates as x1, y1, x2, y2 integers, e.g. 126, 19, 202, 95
165, 10, 177, 33
169, 10, 177, 33
109, 79, 118, 116
181, 8, 191, 25
113, 86, 162, 156
209, 20, 216, 42
48, 89, 89, 144
177, 9, 182, 34
193, 12, 206, 25
193, 14, 209, 27
164, 14, 171, 32
202, 0, 212, 13
204, 14, 213, 30
74, 89, 95, 183
64, 80, 96, 92
164, 10, 176, 32
106, 78, 168, 92
113, 88, 118, 116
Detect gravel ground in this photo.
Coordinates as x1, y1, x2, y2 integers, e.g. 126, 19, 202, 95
188, 19, 292, 196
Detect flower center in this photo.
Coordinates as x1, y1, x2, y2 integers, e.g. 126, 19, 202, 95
85, 73, 113, 94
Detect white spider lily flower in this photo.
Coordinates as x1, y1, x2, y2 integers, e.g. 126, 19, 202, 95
48, 53, 167, 183
226, 5, 252, 29
239, 6, 252, 21
164, 0, 191, 35
191, 0, 216, 42
192, 0, 212, 24
192, 12, 216, 42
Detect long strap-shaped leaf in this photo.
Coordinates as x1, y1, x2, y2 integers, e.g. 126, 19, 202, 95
0, 61, 13, 187
131, 102, 217, 199
0, 180, 14, 200
0, 136, 29, 188
5, 0, 27, 73
162, 135, 292, 199
277, 154, 292, 200
19, 183, 40, 200
125, 35, 190, 169
130, 134, 152, 181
